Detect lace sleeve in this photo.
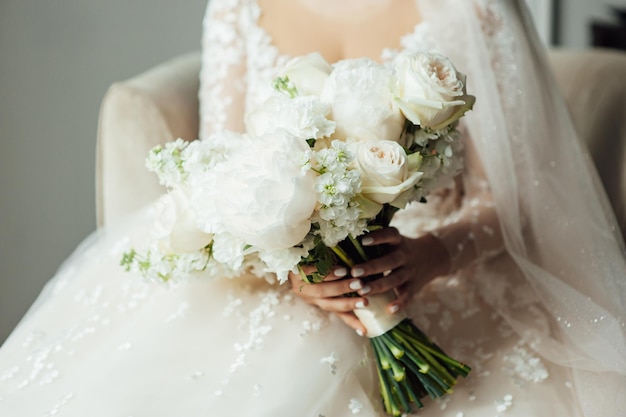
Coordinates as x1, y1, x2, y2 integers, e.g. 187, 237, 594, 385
199, 0, 248, 138
430, 132, 503, 272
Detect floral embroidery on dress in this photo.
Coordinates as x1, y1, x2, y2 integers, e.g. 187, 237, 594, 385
200, 0, 248, 137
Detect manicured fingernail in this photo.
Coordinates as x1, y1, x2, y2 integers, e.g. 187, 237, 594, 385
349, 280, 362, 290
389, 304, 400, 314
355, 300, 366, 309
359, 286, 371, 295
334, 267, 347, 277
356, 329, 364, 337
352, 268, 364, 277
361, 236, 374, 246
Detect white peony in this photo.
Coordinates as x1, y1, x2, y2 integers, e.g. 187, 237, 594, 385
210, 232, 248, 271
353, 140, 423, 212
151, 189, 213, 253
393, 51, 475, 130
182, 132, 243, 180
213, 130, 317, 250
245, 95, 335, 139
258, 241, 314, 284
281, 52, 332, 96
320, 58, 405, 143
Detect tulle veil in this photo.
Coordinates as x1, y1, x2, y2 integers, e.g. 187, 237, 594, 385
417, 0, 626, 415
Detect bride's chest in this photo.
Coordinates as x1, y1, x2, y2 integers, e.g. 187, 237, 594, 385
241, 0, 434, 111
255, 0, 423, 64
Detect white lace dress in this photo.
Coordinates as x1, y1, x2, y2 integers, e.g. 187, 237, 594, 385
0, 1, 622, 416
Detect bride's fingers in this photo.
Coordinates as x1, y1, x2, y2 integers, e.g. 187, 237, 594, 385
289, 266, 348, 283
296, 277, 367, 298
335, 311, 367, 335
312, 295, 368, 313
390, 282, 411, 313
359, 227, 402, 246
324, 267, 349, 282
350, 249, 406, 281
356, 267, 411, 297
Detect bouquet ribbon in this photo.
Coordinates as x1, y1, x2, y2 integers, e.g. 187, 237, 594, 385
354, 292, 407, 337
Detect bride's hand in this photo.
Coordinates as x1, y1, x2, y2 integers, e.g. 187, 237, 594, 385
289, 228, 451, 335
289, 264, 370, 335
349, 228, 451, 312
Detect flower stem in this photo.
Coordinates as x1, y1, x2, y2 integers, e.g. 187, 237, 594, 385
348, 234, 370, 263
330, 245, 354, 268
396, 325, 471, 376
372, 338, 395, 415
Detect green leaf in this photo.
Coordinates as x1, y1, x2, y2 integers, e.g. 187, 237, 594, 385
299, 237, 336, 283
120, 249, 137, 271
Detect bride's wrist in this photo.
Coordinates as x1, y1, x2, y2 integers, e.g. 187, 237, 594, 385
421, 232, 453, 278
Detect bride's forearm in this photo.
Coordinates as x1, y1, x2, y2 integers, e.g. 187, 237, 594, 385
429, 192, 504, 274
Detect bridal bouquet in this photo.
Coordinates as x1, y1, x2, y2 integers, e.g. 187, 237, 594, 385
122, 51, 474, 416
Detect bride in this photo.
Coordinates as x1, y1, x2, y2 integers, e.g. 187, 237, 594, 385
1, 0, 625, 416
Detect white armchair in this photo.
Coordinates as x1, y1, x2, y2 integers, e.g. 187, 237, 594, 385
96, 53, 201, 227
95, 49, 626, 235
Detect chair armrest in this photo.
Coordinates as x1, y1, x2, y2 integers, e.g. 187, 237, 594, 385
96, 52, 201, 227
548, 48, 626, 234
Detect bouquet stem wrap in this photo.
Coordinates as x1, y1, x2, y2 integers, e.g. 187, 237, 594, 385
317, 235, 471, 416
353, 292, 406, 338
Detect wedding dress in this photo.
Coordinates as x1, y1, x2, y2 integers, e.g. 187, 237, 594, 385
1, 0, 625, 416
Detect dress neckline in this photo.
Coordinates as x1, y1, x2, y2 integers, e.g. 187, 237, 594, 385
248, 0, 429, 65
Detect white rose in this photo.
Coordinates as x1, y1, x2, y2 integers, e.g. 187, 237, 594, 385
393, 52, 475, 130
245, 95, 335, 139
354, 140, 423, 211
214, 130, 317, 250
282, 52, 332, 96
152, 189, 213, 253
321, 58, 405, 143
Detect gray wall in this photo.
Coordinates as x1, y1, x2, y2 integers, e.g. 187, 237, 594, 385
0, 0, 206, 343
1, 0, 626, 344
558, 0, 626, 48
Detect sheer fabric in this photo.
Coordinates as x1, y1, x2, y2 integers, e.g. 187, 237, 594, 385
414, 1, 626, 415
0, 0, 624, 416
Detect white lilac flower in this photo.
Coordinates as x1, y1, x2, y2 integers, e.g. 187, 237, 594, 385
121, 243, 213, 283
316, 172, 343, 207
312, 140, 354, 173
315, 212, 367, 247
145, 138, 190, 188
